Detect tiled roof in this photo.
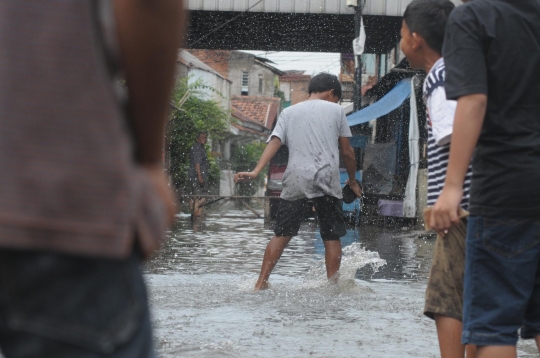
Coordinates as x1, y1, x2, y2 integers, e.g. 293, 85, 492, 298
231, 107, 260, 125
231, 107, 270, 139
186, 49, 230, 79
280, 73, 311, 82
231, 96, 281, 130
177, 50, 230, 82
231, 122, 268, 138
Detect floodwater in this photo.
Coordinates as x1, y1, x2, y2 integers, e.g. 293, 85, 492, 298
145, 201, 540, 358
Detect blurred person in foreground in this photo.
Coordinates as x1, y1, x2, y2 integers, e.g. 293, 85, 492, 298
400, 1, 475, 357
430, 0, 540, 357
188, 132, 209, 218
0, 1, 184, 357
234, 73, 362, 292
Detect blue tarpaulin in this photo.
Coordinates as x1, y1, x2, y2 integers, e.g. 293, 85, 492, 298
349, 135, 368, 149
346, 78, 412, 127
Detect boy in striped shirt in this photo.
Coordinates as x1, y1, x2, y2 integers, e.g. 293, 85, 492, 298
400, 1, 474, 357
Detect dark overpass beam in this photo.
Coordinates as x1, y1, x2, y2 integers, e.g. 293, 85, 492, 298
187, 11, 401, 54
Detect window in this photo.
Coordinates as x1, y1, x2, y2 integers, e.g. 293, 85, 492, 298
258, 74, 263, 93
241, 71, 249, 95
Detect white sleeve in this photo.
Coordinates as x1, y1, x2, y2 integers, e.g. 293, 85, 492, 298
427, 86, 457, 146
339, 107, 352, 137
268, 112, 286, 145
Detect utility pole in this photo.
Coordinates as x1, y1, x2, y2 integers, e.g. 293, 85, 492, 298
352, 3, 363, 112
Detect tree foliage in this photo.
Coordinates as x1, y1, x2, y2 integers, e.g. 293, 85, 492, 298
167, 78, 229, 191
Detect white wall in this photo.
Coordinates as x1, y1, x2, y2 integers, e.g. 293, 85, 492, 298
280, 82, 291, 102
188, 68, 231, 111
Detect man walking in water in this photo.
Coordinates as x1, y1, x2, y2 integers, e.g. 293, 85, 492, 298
235, 73, 361, 291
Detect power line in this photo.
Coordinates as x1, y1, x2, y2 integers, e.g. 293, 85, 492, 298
189, 0, 265, 48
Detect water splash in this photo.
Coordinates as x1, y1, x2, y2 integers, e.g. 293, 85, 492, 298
303, 243, 386, 289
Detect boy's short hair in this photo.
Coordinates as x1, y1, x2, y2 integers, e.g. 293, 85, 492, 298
308, 72, 342, 100
403, 0, 455, 54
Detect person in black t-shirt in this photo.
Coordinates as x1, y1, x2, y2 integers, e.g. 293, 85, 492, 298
431, 0, 540, 355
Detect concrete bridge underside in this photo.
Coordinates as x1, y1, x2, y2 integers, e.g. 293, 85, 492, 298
187, 11, 401, 54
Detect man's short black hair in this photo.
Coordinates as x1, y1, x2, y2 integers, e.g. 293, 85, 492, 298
403, 0, 455, 54
197, 131, 207, 138
308, 72, 342, 100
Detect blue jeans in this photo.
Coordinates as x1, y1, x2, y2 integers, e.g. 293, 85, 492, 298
0, 249, 156, 358
463, 216, 540, 346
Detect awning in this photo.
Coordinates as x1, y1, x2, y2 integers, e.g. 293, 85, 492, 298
347, 78, 412, 127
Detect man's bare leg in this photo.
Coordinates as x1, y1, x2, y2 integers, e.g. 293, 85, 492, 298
535, 334, 540, 353
434, 314, 467, 358
193, 197, 202, 218
254, 235, 292, 291
195, 198, 205, 217
476, 346, 515, 358
466, 344, 476, 357
323, 240, 342, 282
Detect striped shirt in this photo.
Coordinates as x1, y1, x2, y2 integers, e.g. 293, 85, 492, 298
423, 58, 472, 209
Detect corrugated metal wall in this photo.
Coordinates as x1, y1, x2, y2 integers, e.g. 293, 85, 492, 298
187, 0, 352, 15
187, 0, 462, 16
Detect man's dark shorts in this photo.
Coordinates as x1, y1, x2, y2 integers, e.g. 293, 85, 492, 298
188, 178, 208, 196
274, 196, 347, 241
0, 249, 155, 357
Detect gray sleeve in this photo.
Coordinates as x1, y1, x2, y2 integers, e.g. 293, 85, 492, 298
268, 112, 287, 145
339, 107, 352, 137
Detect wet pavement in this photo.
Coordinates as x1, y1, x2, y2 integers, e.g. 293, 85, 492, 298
146, 201, 540, 357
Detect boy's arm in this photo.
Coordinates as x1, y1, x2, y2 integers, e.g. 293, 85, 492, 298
430, 94, 487, 233
429, 87, 456, 146
195, 164, 204, 184
234, 136, 282, 182
114, 0, 185, 224
339, 137, 362, 197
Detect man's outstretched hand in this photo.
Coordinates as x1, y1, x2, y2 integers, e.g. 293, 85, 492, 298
348, 180, 362, 198
234, 172, 258, 183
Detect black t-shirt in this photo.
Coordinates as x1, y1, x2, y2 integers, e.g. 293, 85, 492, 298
443, 0, 540, 217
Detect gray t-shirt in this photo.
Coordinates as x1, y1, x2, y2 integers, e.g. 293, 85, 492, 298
189, 142, 208, 182
269, 100, 352, 200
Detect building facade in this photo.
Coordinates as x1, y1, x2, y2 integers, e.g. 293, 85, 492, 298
279, 71, 311, 108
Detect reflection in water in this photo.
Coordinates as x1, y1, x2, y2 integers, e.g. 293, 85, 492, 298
146, 202, 539, 358
148, 205, 433, 283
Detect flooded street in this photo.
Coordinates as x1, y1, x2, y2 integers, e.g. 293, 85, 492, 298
146, 202, 539, 358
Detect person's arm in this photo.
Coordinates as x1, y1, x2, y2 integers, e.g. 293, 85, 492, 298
192, 146, 205, 184
114, 0, 185, 224
430, 94, 487, 232
234, 136, 282, 182
195, 163, 204, 184
339, 137, 362, 197
114, 0, 185, 165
